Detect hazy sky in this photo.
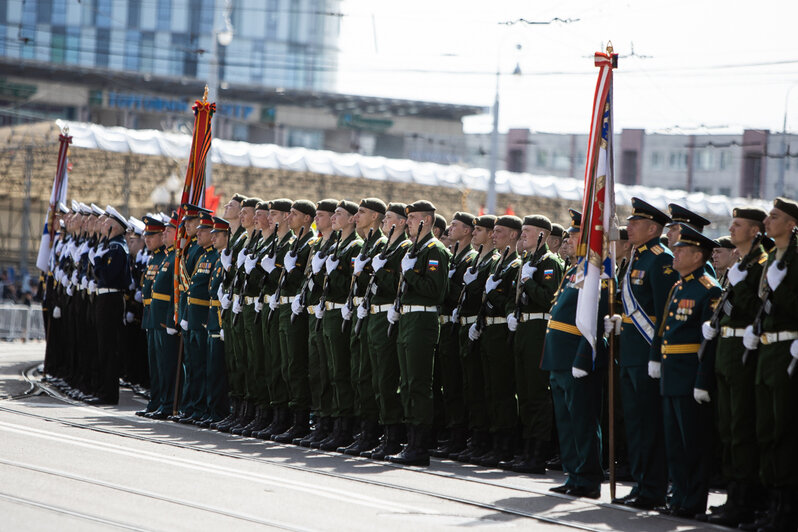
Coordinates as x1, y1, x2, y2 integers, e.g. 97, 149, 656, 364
336, 0, 798, 135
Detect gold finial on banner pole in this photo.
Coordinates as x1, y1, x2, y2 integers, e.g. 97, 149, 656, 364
606, 41, 614, 55
202, 85, 209, 103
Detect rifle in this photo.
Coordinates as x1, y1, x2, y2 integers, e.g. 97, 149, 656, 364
243, 224, 276, 295
386, 221, 424, 338
314, 230, 343, 332
249, 223, 279, 326
263, 226, 305, 326
469, 245, 511, 354
227, 229, 261, 322
342, 228, 375, 332
451, 244, 484, 336
698, 233, 763, 362
508, 232, 545, 345
354, 225, 396, 337
292, 230, 339, 324
745, 227, 797, 367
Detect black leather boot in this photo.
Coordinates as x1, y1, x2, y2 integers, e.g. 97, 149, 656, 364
217, 400, 247, 433
274, 409, 310, 444
475, 432, 514, 467
512, 439, 547, 474
312, 417, 342, 449
363, 424, 404, 460
235, 405, 265, 436
340, 419, 381, 455
226, 401, 255, 434
430, 426, 468, 458
387, 425, 431, 466
739, 489, 780, 532
265, 407, 293, 440
320, 417, 355, 451
756, 488, 796, 532
210, 398, 238, 430
299, 416, 332, 447
499, 438, 529, 470
450, 430, 490, 463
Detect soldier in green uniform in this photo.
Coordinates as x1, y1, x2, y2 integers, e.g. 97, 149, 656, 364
544, 209, 608, 499
547, 223, 565, 256
450, 215, 499, 462
429, 211, 477, 458
296, 199, 338, 447
712, 236, 737, 284
652, 224, 722, 517
466, 215, 523, 467
386, 200, 449, 467
270, 200, 318, 443
135, 215, 167, 417
740, 197, 798, 531
339, 198, 388, 455
358, 203, 412, 459
609, 197, 679, 509
316, 200, 363, 451
698, 207, 768, 526
504, 215, 563, 473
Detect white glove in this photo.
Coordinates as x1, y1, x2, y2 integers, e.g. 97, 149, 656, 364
448, 268, 456, 279
372, 255, 387, 272
572, 367, 589, 379
387, 307, 400, 324
353, 255, 370, 275
603, 314, 622, 336
236, 249, 248, 268
727, 263, 747, 286
401, 254, 417, 272
451, 308, 459, 323
468, 323, 481, 341
357, 305, 369, 320
693, 388, 711, 404
244, 254, 258, 274
284, 252, 298, 272
254, 298, 263, 313
80, 276, 88, 291
767, 263, 788, 291
702, 321, 718, 340
291, 297, 303, 316
311, 252, 326, 274
220, 292, 231, 310
325, 255, 340, 273
126, 312, 136, 324
791, 339, 798, 359
180, 319, 188, 331
220, 249, 232, 271
220, 329, 225, 342
485, 276, 501, 293
88, 249, 96, 262
268, 293, 279, 311
134, 290, 143, 303
261, 253, 277, 273
743, 325, 759, 350
52, 306, 62, 319
232, 297, 242, 314
88, 280, 96, 293
507, 314, 518, 331
341, 304, 353, 321
521, 263, 537, 282
463, 268, 478, 285
648, 360, 661, 379
71, 270, 79, 285
94, 246, 109, 260
217, 284, 225, 301
313, 303, 325, 319
65, 284, 74, 297
166, 327, 178, 335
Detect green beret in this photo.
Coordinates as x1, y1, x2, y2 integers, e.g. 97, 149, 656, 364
773, 197, 798, 222
550, 223, 565, 238
405, 200, 436, 214
522, 215, 552, 232
453, 212, 475, 227
316, 199, 338, 213
434, 214, 447, 233
270, 198, 293, 213
474, 215, 497, 230
387, 202, 407, 218
338, 200, 358, 216
716, 236, 735, 249
292, 200, 316, 218
495, 215, 523, 232
732, 206, 767, 223
231, 193, 246, 203
359, 197, 387, 214
241, 197, 260, 208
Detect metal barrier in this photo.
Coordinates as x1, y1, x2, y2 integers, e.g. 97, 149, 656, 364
0, 304, 46, 341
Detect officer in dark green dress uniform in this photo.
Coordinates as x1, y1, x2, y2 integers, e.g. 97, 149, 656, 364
358, 203, 412, 459
135, 215, 167, 417
609, 197, 679, 509
740, 197, 798, 531
697, 207, 768, 526
430, 211, 477, 458
386, 200, 450, 467
543, 209, 608, 499
450, 215, 499, 462
505, 215, 563, 473
653, 224, 721, 517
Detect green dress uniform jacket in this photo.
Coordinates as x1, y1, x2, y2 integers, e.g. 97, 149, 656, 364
141, 245, 166, 412
205, 253, 230, 421
221, 228, 249, 399
186, 246, 218, 329
150, 245, 178, 413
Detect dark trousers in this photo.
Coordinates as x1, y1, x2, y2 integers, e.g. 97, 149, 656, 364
459, 325, 489, 430
396, 312, 439, 426
145, 330, 161, 412
662, 395, 712, 512
155, 328, 179, 413
206, 332, 230, 421
480, 323, 518, 432
366, 312, 403, 426
279, 305, 311, 410
309, 314, 333, 417
94, 292, 124, 403
513, 319, 552, 441
323, 309, 355, 417
438, 322, 466, 428
185, 328, 208, 418
349, 317, 379, 421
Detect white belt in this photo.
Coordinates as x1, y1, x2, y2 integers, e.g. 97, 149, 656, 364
401, 305, 437, 313
370, 304, 393, 314
96, 288, 120, 294
520, 312, 551, 321
279, 295, 296, 304
459, 316, 478, 325
760, 331, 798, 345
439, 314, 453, 324
325, 301, 346, 310
353, 297, 363, 306
720, 326, 746, 338
484, 316, 507, 326
244, 296, 258, 305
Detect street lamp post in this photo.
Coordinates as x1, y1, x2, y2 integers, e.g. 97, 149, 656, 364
777, 81, 798, 198
204, 1, 234, 188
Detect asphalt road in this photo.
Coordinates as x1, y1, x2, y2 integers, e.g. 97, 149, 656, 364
0, 343, 728, 531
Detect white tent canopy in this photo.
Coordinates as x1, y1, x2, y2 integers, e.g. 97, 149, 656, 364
56, 120, 770, 217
